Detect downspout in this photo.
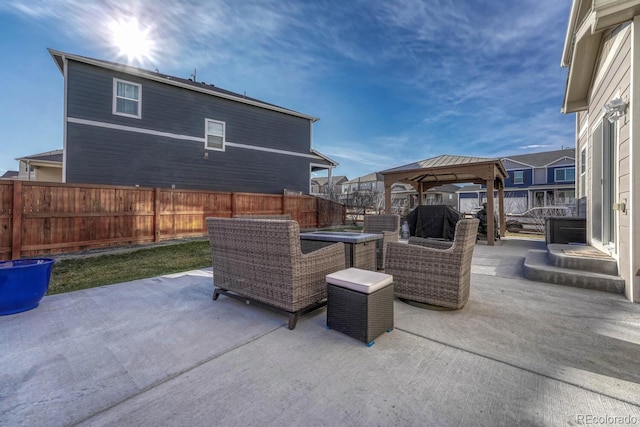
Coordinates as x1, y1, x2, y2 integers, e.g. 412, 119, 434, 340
62, 55, 68, 183
630, 17, 640, 302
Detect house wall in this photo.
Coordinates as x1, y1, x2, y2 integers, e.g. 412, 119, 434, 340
581, 21, 635, 300
64, 60, 325, 194
504, 168, 532, 187
533, 168, 547, 185
36, 167, 62, 182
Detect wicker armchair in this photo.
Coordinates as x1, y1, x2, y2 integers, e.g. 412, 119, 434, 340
384, 219, 479, 309
363, 214, 400, 270
206, 217, 345, 329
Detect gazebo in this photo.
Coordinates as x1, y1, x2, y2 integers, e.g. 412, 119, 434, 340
381, 155, 508, 245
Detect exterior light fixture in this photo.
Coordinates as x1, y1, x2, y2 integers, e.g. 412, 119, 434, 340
603, 97, 627, 123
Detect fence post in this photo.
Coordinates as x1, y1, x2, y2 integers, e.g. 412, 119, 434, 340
315, 197, 320, 228
154, 188, 161, 242
11, 181, 22, 260
231, 192, 237, 217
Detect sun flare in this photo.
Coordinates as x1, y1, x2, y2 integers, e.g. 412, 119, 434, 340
109, 18, 154, 63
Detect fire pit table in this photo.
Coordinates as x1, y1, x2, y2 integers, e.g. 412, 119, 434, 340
299, 231, 381, 271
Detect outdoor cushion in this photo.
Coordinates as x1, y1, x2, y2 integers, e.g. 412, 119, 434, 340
326, 268, 393, 294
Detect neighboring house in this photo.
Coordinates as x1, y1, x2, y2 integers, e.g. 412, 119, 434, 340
14, 149, 63, 182
341, 172, 458, 214
391, 183, 459, 215
340, 172, 385, 211
310, 175, 348, 198
457, 149, 575, 214
561, 0, 640, 302
1, 171, 18, 180
48, 49, 336, 194
341, 172, 384, 196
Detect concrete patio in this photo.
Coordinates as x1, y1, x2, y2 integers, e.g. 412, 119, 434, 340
1, 238, 640, 426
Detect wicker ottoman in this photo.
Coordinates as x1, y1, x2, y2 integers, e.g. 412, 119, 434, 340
326, 268, 394, 346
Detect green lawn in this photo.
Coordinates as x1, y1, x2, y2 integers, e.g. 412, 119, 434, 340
47, 240, 212, 295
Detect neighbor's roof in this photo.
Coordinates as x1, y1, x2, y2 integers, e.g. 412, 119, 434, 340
1, 170, 18, 179
343, 172, 383, 184
16, 149, 63, 164
48, 49, 319, 123
502, 148, 574, 169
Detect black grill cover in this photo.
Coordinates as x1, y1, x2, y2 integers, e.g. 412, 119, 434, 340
407, 205, 461, 240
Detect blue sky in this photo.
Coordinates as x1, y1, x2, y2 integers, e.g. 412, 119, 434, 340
0, 0, 575, 181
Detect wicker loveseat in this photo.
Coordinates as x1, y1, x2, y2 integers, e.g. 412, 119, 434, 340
384, 219, 479, 309
363, 214, 400, 270
206, 217, 346, 329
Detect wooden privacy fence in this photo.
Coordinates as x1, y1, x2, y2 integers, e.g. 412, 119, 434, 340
0, 181, 346, 260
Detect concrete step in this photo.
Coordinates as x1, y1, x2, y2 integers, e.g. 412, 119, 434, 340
524, 249, 625, 295
547, 244, 618, 275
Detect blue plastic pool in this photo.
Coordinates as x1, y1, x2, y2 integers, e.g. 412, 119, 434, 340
0, 259, 55, 315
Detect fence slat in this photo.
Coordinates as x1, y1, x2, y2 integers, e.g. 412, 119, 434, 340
11, 181, 22, 259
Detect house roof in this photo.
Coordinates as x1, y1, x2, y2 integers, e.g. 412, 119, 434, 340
501, 148, 575, 169
1, 170, 18, 179
16, 149, 63, 164
561, 0, 640, 113
48, 49, 319, 123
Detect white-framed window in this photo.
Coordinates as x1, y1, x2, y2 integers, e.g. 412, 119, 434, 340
555, 167, 576, 182
513, 170, 524, 184
113, 79, 141, 118
205, 119, 225, 151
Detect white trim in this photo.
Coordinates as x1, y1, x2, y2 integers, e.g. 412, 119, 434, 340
553, 166, 576, 182
112, 78, 142, 119
501, 158, 535, 168
66, 117, 329, 161
204, 118, 225, 151
579, 114, 589, 138
512, 170, 524, 184
579, 144, 587, 198
543, 156, 576, 168
630, 16, 639, 301
226, 142, 322, 159
68, 117, 203, 142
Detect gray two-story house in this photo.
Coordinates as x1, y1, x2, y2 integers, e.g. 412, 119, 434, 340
49, 49, 336, 193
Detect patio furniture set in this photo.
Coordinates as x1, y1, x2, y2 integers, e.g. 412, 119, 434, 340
206, 215, 479, 345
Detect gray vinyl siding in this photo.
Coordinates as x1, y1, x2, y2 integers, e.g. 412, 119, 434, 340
65, 60, 325, 193
66, 124, 311, 193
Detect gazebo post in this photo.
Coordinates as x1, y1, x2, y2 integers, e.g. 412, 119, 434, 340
486, 178, 495, 246
499, 185, 505, 237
